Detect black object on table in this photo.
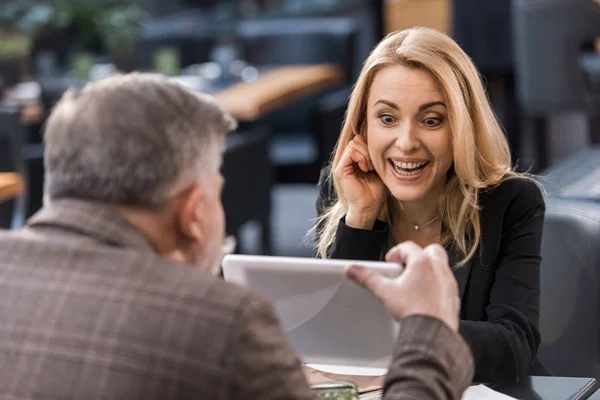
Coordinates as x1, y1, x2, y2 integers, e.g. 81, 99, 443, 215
500, 376, 599, 400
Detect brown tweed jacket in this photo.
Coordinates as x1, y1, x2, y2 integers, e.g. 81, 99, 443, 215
0, 198, 473, 399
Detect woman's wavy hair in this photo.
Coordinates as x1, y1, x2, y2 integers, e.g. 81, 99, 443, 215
316, 27, 530, 267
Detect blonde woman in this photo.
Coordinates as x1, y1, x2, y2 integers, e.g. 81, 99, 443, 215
315, 27, 547, 386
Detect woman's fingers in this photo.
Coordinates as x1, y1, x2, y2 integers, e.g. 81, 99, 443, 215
337, 145, 367, 173
334, 136, 375, 177
349, 149, 369, 172
351, 136, 374, 171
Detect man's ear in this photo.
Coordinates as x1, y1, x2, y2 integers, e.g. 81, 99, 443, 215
177, 184, 206, 242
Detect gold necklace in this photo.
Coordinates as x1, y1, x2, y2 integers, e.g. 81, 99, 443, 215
399, 214, 441, 231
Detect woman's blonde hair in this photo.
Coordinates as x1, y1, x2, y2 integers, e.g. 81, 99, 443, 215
316, 27, 526, 267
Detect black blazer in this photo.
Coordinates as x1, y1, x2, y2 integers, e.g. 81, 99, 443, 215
316, 166, 546, 387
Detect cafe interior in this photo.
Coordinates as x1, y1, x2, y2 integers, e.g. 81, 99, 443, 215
1, 0, 600, 398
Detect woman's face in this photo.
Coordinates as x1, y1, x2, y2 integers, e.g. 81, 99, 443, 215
366, 64, 453, 204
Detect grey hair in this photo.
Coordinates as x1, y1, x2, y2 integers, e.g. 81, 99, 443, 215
44, 72, 237, 209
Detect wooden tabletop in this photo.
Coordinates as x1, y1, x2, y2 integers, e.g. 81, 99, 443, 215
0, 173, 24, 203
215, 64, 344, 121
12, 63, 344, 125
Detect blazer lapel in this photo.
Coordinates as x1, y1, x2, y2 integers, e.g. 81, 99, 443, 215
448, 244, 474, 299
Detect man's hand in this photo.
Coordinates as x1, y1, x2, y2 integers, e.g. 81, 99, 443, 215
346, 241, 460, 332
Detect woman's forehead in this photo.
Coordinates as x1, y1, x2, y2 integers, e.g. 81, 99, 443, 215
368, 65, 445, 107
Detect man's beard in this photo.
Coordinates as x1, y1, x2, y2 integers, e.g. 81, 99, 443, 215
200, 245, 223, 276
199, 236, 235, 277
210, 254, 223, 276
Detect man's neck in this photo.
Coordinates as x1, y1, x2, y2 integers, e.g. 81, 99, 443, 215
113, 205, 173, 254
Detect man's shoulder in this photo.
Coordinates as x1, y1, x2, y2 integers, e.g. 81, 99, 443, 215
0, 230, 281, 397
0, 229, 260, 317
151, 256, 261, 310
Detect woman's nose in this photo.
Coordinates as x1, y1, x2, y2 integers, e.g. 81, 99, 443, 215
394, 123, 420, 152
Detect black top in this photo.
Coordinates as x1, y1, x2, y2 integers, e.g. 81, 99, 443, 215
316, 166, 547, 387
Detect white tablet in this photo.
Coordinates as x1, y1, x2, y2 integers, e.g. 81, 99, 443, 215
222, 255, 403, 376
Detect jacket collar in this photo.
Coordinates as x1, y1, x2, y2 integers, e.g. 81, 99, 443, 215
25, 198, 155, 252
448, 243, 475, 300
387, 227, 474, 299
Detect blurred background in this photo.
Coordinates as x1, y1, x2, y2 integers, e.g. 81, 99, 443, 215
1, 0, 600, 258
3, 0, 600, 383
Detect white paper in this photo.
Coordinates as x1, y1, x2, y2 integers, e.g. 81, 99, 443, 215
462, 385, 517, 400
359, 392, 381, 399
306, 363, 387, 376
358, 385, 517, 400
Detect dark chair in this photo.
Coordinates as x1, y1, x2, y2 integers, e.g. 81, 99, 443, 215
513, 0, 600, 116
138, 11, 221, 71
236, 17, 358, 183
538, 197, 600, 380
541, 148, 600, 202
453, 0, 514, 73
453, 0, 522, 166
313, 86, 352, 169
0, 60, 22, 89
38, 77, 86, 114
0, 104, 28, 229
237, 17, 357, 84
22, 143, 44, 219
512, 0, 600, 171
222, 129, 273, 254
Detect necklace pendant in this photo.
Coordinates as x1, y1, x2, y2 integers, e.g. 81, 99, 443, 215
414, 225, 420, 231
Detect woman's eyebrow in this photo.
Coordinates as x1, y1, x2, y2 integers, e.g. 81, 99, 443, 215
419, 101, 446, 111
373, 99, 399, 110
373, 99, 446, 111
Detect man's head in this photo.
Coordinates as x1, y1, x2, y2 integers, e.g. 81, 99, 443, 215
44, 73, 237, 272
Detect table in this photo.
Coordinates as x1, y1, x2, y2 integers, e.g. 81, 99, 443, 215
9, 64, 344, 125
0, 173, 24, 203
500, 376, 599, 400
215, 63, 343, 121
358, 376, 600, 399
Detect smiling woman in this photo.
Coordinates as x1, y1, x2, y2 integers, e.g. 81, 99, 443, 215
366, 66, 453, 231
314, 27, 547, 387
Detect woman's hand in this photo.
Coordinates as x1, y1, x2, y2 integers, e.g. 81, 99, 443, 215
334, 135, 387, 229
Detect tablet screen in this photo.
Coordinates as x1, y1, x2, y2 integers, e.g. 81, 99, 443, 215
223, 255, 402, 373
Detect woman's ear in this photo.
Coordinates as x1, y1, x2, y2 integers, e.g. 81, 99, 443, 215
360, 125, 368, 142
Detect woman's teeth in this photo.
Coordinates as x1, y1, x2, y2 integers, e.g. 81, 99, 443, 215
391, 160, 428, 175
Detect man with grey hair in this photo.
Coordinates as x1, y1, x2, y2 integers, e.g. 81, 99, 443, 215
0, 73, 473, 399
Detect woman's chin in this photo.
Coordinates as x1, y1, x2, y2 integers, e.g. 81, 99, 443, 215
384, 168, 434, 202
387, 187, 429, 203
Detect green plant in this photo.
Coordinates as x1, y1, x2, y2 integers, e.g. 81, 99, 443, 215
0, 33, 31, 60
96, 3, 150, 55
0, 0, 32, 60
0, 1, 66, 38
0, 1, 149, 54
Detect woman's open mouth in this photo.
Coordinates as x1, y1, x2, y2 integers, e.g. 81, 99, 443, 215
389, 159, 430, 176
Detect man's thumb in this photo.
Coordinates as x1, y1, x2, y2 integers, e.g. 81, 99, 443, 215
346, 265, 389, 299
